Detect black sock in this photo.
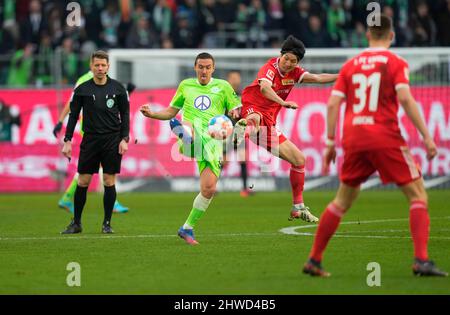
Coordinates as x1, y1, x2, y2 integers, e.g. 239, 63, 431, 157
103, 185, 116, 225
240, 162, 248, 190
74, 185, 88, 225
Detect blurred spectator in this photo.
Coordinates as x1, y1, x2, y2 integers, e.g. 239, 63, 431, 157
234, 3, 249, 48
126, 17, 160, 48
20, 0, 47, 46
348, 21, 368, 48
47, 6, 64, 48
58, 38, 79, 84
215, 0, 236, 31
152, 0, 173, 40
266, 0, 284, 31
327, 0, 347, 46
286, 0, 311, 42
82, 0, 104, 46
436, 0, 450, 46
247, 0, 267, 48
100, 0, 121, 47
0, 99, 21, 142
304, 15, 332, 47
7, 43, 35, 87
161, 37, 174, 49
198, 0, 219, 47
35, 32, 54, 85
410, 1, 437, 46
1, 0, 450, 88
172, 15, 198, 48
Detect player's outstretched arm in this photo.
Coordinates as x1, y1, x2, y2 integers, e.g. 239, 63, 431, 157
397, 87, 437, 160
140, 104, 180, 120
259, 80, 298, 109
302, 73, 338, 84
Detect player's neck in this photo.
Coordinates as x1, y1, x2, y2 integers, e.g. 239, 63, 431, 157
368, 41, 390, 50
93, 76, 108, 85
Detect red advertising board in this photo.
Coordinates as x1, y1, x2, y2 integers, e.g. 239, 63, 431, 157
0, 87, 449, 191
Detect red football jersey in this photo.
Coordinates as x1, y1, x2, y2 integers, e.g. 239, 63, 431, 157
242, 57, 308, 125
332, 48, 410, 151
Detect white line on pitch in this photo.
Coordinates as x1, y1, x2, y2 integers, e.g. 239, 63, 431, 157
279, 216, 450, 240
0, 232, 279, 242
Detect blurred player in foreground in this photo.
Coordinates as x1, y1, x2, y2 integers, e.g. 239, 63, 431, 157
140, 52, 241, 245
303, 14, 447, 277
53, 72, 135, 214
235, 35, 338, 223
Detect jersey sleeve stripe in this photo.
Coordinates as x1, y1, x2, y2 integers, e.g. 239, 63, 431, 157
258, 78, 273, 85
331, 90, 346, 98
395, 83, 410, 91
298, 71, 309, 83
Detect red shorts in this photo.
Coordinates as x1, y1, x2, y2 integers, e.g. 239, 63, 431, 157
340, 146, 421, 187
242, 106, 287, 152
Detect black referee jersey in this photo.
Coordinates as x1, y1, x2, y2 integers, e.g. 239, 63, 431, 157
65, 76, 130, 141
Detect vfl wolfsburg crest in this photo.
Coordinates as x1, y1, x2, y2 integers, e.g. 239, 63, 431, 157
106, 99, 115, 108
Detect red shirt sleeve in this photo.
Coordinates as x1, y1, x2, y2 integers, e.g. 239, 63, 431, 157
296, 66, 309, 83
331, 63, 348, 98
392, 57, 410, 91
257, 62, 276, 85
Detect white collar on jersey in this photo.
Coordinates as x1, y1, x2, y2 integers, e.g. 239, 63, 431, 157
196, 77, 214, 86
364, 47, 388, 52
274, 58, 286, 78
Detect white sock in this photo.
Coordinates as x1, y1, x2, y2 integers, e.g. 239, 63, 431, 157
293, 203, 305, 210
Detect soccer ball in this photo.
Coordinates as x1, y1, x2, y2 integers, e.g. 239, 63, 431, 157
207, 115, 234, 140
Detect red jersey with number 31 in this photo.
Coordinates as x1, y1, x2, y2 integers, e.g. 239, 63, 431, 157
331, 48, 410, 151
242, 57, 308, 125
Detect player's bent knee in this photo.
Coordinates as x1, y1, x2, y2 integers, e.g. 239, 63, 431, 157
294, 152, 305, 166
201, 183, 216, 198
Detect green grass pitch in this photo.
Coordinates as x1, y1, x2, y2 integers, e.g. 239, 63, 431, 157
0, 190, 449, 294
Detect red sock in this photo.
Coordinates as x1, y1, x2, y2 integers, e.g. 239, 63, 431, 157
309, 203, 343, 262
290, 165, 305, 204
409, 200, 429, 261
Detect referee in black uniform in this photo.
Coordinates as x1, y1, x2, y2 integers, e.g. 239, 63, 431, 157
61, 50, 130, 234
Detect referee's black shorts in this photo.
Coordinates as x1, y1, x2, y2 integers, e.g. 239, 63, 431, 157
78, 132, 123, 174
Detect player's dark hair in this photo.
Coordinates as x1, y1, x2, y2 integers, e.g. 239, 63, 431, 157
195, 52, 215, 66
91, 50, 109, 62
281, 35, 306, 62
368, 14, 393, 40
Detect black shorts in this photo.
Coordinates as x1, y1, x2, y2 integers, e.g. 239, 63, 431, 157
77, 133, 122, 174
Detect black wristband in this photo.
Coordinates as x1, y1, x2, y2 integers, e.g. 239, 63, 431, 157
122, 136, 130, 143
63, 136, 71, 142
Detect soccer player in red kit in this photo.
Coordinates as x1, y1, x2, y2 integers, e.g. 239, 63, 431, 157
303, 14, 447, 277
235, 35, 338, 223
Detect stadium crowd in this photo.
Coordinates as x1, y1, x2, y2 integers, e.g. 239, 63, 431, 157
1, 0, 449, 86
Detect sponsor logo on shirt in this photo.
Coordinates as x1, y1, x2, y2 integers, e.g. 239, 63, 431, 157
281, 79, 295, 85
